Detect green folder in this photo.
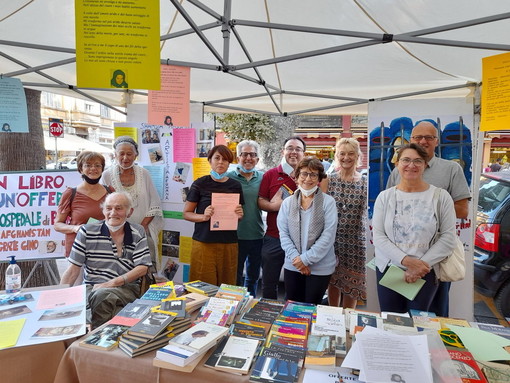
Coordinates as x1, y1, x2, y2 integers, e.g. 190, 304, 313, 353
379, 264, 425, 300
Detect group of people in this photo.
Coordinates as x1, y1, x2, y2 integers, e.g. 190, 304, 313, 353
58, 119, 470, 329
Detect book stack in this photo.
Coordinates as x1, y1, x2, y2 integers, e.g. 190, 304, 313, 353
79, 323, 130, 351
195, 296, 240, 326
238, 298, 285, 335
184, 280, 219, 297
155, 322, 229, 368
181, 292, 210, 313
117, 311, 175, 357
249, 301, 312, 383
311, 304, 347, 356
109, 300, 154, 327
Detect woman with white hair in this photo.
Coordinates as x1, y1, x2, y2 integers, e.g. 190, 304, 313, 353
102, 136, 163, 266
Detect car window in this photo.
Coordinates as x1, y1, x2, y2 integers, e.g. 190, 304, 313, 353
478, 177, 510, 213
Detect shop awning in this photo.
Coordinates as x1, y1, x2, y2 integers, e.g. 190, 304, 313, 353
44, 135, 112, 154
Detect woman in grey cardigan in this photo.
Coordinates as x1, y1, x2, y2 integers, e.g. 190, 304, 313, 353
373, 144, 456, 314
277, 157, 338, 304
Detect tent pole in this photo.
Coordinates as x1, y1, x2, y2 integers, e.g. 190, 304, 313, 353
222, 0, 232, 65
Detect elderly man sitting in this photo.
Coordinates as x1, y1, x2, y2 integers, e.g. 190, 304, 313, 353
61, 191, 152, 329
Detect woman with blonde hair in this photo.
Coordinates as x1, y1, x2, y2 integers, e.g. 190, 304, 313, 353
321, 138, 367, 309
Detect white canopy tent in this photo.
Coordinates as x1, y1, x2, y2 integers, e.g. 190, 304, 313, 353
43, 134, 111, 153
1, 0, 509, 116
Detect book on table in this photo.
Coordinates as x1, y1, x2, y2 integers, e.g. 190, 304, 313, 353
230, 321, 267, 341
213, 335, 260, 375
303, 335, 336, 371
127, 311, 175, 339
79, 324, 130, 351
434, 348, 488, 383
167, 321, 229, 353
108, 301, 154, 326
156, 343, 211, 367
311, 304, 347, 355
118, 332, 172, 358
184, 280, 219, 296
153, 298, 187, 318
140, 286, 176, 302
195, 296, 239, 326
181, 292, 210, 312
249, 343, 305, 383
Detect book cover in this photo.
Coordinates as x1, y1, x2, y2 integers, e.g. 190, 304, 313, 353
79, 324, 129, 351
304, 335, 337, 370
435, 349, 489, 383
156, 343, 208, 367
409, 309, 437, 318
154, 298, 186, 318
250, 344, 304, 383
214, 335, 260, 375
140, 287, 175, 301
182, 292, 210, 312
109, 301, 153, 326
384, 314, 414, 327
127, 312, 175, 339
168, 321, 229, 353
203, 335, 230, 368
184, 280, 219, 295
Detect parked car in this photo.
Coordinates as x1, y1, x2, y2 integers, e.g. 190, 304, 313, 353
57, 156, 78, 169
474, 171, 510, 317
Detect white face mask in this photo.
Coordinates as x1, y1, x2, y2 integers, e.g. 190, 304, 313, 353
105, 223, 124, 232
281, 157, 294, 176
298, 185, 318, 197
118, 162, 134, 170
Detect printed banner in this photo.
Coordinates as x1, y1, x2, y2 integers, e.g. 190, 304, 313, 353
481, 51, 510, 131
0, 171, 81, 261
75, 0, 161, 90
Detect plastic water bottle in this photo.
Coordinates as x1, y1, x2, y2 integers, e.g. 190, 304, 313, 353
5, 256, 22, 294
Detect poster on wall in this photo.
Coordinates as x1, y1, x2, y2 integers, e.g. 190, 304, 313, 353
75, 0, 161, 90
0, 170, 82, 261
367, 98, 474, 219
148, 65, 191, 127
481, 51, 510, 132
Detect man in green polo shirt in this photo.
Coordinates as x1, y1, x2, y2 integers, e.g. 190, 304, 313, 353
227, 140, 265, 297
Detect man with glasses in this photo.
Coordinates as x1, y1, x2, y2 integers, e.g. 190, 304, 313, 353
226, 140, 265, 297
258, 136, 306, 299
387, 120, 470, 316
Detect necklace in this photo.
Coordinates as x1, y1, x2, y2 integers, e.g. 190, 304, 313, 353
119, 168, 135, 187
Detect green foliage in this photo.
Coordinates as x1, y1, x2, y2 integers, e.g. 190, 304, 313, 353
215, 113, 274, 143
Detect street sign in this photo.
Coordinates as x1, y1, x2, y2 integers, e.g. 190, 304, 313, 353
49, 118, 64, 137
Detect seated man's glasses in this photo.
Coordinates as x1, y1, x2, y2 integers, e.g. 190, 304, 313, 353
299, 172, 319, 180
411, 135, 437, 142
399, 158, 425, 166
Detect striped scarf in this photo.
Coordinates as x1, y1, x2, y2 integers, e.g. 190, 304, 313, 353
288, 189, 325, 253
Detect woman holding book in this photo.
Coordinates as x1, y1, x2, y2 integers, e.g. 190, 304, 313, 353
373, 144, 457, 313
183, 145, 244, 286
320, 137, 367, 309
277, 157, 338, 304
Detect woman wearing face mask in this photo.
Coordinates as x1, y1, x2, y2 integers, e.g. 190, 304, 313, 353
277, 157, 338, 304
183, 145, 244, 286
101, 136, 163, 266
55, 151, 113, 257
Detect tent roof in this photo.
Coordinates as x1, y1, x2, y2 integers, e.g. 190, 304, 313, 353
44, 134, 111, 153
1, 1, 510, 116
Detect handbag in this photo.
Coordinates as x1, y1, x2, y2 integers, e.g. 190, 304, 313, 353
432, 188, 466, 282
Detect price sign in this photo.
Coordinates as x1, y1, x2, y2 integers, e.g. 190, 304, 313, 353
49, 118, 64, 137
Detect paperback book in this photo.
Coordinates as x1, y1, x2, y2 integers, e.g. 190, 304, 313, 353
184, 280, 219, 296
168, 321, 230, 353
109, 301, 153, 326
127, 311, 175, 339
214, 335, 260, 375
79, 324, 129, 351
140, 286, 176, 302
304, 335, 337, 371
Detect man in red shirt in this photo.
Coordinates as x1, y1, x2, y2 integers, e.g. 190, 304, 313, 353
258, 136, 306, 299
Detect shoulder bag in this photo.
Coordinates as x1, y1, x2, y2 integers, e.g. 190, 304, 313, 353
432, 188, 466, 282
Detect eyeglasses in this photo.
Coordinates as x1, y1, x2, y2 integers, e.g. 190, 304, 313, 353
240, 152, 258, 158
284, 146, 304, 153
411, 135, 437, 142
299, 172, 319, 180
399, 157, 425, 166
83, 164, 102, 169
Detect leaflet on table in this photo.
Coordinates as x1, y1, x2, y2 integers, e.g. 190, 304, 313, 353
342, 326, 433, 383
0, 318, 26, 349
0, 285, 87, 348
447, 324, 510, 362
210, 193, 240, 231
378, 264, 425, 300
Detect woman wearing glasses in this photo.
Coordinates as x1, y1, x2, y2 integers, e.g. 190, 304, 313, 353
55, 151, 113, 257
277, 157, 338, 304
321, 138, 367, 309
373, 144, 457, 313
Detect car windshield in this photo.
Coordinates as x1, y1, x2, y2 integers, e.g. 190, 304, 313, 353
478, 176, 510, 213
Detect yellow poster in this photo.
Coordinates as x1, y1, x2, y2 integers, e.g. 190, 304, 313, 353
75, 0, 160, 90
192, 158, 210, 180
179, 236, 192, 264
481, 51, 510, 131
113, 125, 138, 142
